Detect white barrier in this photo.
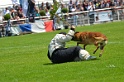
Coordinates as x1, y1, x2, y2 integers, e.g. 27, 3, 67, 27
60, 6, 124, 26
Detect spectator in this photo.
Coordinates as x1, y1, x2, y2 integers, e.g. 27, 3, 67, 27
68, 0, 73, 12
114, 0, 122, 6
40, 2, 45, 10
45, 8, 50, 16
82, 0, 88, 11
87, 1, 95, 24
70, 4, 78, 26
28, 0, 36, 23
61, 3, 66, 9
28, 0, 36, 14
10, 8, 16, 19
17, 5, 22, 12
17, 9, 25, 19
0, 10, 3, 23
71, 4, 77, 12
35, 8, 40, 17
103, 0, 110, 8
75, 0, 79, 7
0, 10, 4, 37
93, 0, 101, 9
100, 0, 106, 8
76, 3, 84, 11
4, 8, 10, 15
108, 1, 115, 7
45, 2, 51, 10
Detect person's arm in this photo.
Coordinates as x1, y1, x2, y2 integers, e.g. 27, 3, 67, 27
58, 26, 75, 42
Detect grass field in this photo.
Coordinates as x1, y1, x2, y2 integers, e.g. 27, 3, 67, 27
0, 21, 124, 82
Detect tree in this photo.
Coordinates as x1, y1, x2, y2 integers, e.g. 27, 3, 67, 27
50, 0, 60, 19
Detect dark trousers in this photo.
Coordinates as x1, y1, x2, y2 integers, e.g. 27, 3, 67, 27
48, 46, 82, 63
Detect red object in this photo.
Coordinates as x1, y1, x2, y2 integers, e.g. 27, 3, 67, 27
44, 20, 53, 32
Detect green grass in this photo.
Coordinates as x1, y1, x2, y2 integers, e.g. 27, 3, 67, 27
0, 21, 124, 82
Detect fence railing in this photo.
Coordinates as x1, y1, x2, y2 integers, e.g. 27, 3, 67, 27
1, 6, 124, 29
57, 6, 124, 27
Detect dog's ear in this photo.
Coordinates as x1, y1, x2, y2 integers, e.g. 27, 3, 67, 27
75, 31, 79, 34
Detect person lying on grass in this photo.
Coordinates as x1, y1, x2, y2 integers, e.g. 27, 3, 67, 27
47, 26, 96, 63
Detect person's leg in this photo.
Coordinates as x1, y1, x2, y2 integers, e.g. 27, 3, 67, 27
51, 46, 82, 63
51, 46, 96, 63
79, 49, 90, 60
79, 49, 96, 60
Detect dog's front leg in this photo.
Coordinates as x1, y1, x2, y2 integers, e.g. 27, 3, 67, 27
77, 42, 82, 46
93, 43, 99, 54
83, 44, 87, 49
77, 42, 79, 46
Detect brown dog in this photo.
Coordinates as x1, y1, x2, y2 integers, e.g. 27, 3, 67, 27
72, 31, 108, 57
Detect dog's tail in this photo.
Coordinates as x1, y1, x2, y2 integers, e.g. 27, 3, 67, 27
94, 37, 107, 41
94, 37, 108, 45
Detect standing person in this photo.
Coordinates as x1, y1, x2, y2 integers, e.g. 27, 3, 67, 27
68, 0, 73, 12
47, 26, 96, 63
10, 8, 16, 20
28, 0, 35, 14
27, 0, 36, 23
0, 10, 4, 37
4, 8, 10, 15
40, 2, 45, 10
0, 10, 3, 23
82, 0, 88, 11
45, 8, 50, 17
88, 1, 95, 24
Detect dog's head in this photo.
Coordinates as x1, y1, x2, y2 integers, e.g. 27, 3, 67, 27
100, 40, 108, 49
72, 32, 80, 41
99, 39, 108, 57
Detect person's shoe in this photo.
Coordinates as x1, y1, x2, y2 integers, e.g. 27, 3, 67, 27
86, 56, 96, 60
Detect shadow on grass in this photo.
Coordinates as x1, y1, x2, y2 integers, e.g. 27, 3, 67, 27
43, 63, 55, 65
43, 62, 67, 65
43, 58, 100, 65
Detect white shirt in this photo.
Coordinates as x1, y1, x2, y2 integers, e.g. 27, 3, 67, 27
48, 30, 75, 57
46, 11, 50, 16
0, 16, 3, 23
87, 5, 95, 11
4, 10, 10, 15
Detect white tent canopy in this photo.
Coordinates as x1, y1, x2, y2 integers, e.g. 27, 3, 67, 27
0, 0, 70, 8
0, 0, 20, 8
0, 0, 13, 8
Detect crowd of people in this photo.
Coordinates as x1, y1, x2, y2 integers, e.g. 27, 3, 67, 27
68, 0, 123, 12
0, 0, 123, 21
2, 5, 25, 20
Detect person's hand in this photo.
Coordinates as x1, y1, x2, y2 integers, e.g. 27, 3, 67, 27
71, 25, 75, 29
70, 25, 75, 31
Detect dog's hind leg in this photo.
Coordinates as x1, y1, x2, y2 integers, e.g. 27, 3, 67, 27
99, 43, 105, 57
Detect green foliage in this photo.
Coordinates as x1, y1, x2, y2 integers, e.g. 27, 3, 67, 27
39, 10, 46, 16
4, 13, 11, 20
50, 0, 60, 19
61, 8, 68, 13
0, 21, 124, 82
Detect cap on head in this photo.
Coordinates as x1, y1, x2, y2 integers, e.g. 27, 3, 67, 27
59, 32, 66, 35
